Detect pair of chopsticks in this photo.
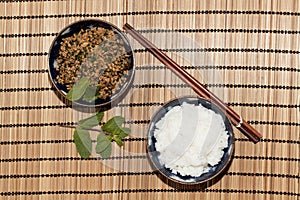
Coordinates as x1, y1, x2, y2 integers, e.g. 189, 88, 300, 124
123, 23, 262, 143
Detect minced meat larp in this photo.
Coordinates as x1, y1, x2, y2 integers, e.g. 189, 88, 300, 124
56, 27, 130, 99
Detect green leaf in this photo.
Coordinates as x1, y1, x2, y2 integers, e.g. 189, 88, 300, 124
112, 126, 130, 137
73, 128, 92, 159
77, 112, 104, 129
78, 115, 98, 129
96, 133, 112, 158
99, 144, 112, 159
83, 85, 100, 101
113, 135, 124, 147
95, 134, 111, 152
66, 77, 90, 101
103, 114, 130, 146
101, 116, 125, 133
96, 112, 104, 122
118, 127, 130, 139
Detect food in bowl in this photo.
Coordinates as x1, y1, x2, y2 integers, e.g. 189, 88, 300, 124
48, 20, 134, 107
154, 102, 229, 177
147, 97, 234, 184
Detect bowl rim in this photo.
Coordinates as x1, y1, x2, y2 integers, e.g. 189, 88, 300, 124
147, 96, 235, 185
48, 19, 135, 108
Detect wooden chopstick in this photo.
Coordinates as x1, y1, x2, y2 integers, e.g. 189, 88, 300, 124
123, 23, 262, 143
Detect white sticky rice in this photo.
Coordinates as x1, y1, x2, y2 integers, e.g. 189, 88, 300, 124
154, 102, 229, 177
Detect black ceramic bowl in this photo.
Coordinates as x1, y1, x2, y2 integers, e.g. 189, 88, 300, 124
147, 97, 235, 185
48, 19, 134, 108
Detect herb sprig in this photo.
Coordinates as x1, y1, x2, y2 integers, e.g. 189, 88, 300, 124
65, 76, 130, 159
72, 111, 129, 159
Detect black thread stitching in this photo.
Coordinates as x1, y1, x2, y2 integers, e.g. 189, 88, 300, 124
1, 102, 299, 111
0, 189, 298, 196
136, 65, 300, 73
0, 155, 148, 163
1, 10, 300, 21
0, 105, 71, 111
0, 52, 47, 57
0, 171, 157, 179
0, 171, 297, 180
0, 69, 48, 74
0, 103, 163, 111
0, 122, 77, 128
0, 138, 147, 145
0, 120, 151, 128
0, 87, 54, 92
131, 83, 300, 90
1, 65, 299, 74
137, 28, 300, 35
248, 121, 300, 126
0, 140, 74, 145
1, 84, 298, 94
0, 120, 299, 129
234, 156, 299, 162
227, 102, 300, 108
0, 155, 298, 163
235, 138, 300, 144
0, 32, 57, 38
2, 47, 299, 58
160, 48, 300, 54
227, 172, 299, 179
1, 120, 298, 128
2, 28, 300, 39
0, 137, 298, 146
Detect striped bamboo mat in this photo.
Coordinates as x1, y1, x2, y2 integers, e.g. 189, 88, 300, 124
0, 0, 299, 199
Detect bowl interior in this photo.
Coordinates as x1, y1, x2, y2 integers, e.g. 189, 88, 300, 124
48, 19, 134, 107
147, 97, 234, 184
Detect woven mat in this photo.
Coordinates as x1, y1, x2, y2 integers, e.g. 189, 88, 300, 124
0, 0, 299, 199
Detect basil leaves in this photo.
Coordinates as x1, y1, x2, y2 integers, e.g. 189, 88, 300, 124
73, 129, 92, 158
77, 112, 104, 129
65, 78, 130, 159
66, 77, 102, 102
96, 134, 112, 159
73, 111, 130, 159
66, 77, 90, 101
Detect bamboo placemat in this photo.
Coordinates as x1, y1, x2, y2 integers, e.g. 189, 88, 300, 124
0, 0, 299, 199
